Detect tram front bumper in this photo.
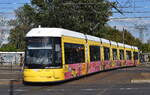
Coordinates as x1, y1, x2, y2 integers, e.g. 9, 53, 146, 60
23, 69, 64, 82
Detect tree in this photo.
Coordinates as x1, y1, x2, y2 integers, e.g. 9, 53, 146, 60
0, 16, 9, 47
95, 26, 123, 42
147, 39, 150, 44
8, 25, 28, 50
0, 16, 7, 26
141, 44, 150, 53
19, 0, 113, 34
5, 0, 145, 52
7, 0, 114, 50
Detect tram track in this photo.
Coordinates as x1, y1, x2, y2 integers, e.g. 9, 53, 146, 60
1, 65, 150, 95
14, 70, 116, 95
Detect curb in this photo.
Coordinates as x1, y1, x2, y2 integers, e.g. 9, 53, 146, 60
0, 79, 22, 85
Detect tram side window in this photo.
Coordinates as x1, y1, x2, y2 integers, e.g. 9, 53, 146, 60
126, 51, 132, 60
64, 43, 85, 64
90, 46, 100, 62
104, 47, 110, 60
112, 49, 117, 60
119, 50, 124, 60
134, 52, 139, 60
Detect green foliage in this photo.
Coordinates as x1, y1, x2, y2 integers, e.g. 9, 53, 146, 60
24, 0, 113, 34
140, 44, 150, 53
94, 26, 142, 47
5, 0, 113, 51
1, 0, 148, 53
123, 29, 142, 46
95, 26, 122, 42
0, 44, 22, 52
8, 25, 28, 50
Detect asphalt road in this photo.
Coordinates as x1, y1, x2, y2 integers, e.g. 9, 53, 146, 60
0, 64, 150, 95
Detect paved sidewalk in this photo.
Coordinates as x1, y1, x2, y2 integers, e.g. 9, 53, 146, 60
0, 64, 150, 95
0, 65, 22, 85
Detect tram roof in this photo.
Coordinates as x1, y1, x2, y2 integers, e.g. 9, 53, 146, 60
124, 44, 132, 49
132, 46, 138, 50
26, 28, 138, 50
26, 28, 86, 39
100, 38, 110, 44
110, 41, 117, 46
86, 35, 101, 42
117, 43, 124, 47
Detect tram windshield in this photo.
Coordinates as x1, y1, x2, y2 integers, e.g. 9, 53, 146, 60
25, 37, 62, 69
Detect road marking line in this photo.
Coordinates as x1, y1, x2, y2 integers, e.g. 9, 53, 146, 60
81, 88, 97, 91
0, 73, 20, 74
120, 88, 139, 90
131, 79, 150, 83
8, 89, 26, 92
0, 79, 17, 81
120, 87, 150, 90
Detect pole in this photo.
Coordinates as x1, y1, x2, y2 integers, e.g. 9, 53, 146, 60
11, 62, 13, 72
123, 28, 125, 44
9, 80, 14, 95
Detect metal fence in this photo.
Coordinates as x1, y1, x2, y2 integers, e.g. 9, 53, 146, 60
0, 52, 24, 66
0, 52, 150, 65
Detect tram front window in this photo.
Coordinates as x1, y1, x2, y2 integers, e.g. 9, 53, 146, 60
25, 37, 62, 69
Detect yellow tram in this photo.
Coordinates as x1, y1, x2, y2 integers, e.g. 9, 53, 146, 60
23, 28, 140, 83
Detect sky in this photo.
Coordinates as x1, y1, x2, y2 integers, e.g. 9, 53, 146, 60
0, 0, 30, 18
0, 0, 150, 43
109, 0, 150, 43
